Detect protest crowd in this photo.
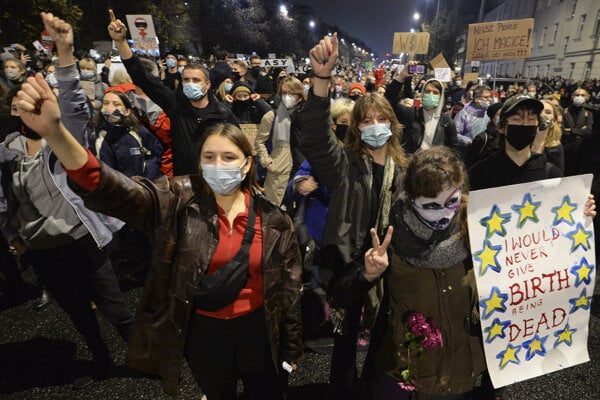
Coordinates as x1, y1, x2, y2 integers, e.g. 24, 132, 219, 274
0, 9, 599, 400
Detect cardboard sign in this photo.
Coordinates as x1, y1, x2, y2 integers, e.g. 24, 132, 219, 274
429, 52, 450, 69
466, 18, 534, 61
467, 174, 595, 388
463, 72, 479, 87
392, 32, 430, 54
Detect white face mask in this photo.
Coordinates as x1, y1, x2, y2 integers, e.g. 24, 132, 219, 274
572, 95, 585, 107
282, 94, 299, 109
201, 159, 248, 195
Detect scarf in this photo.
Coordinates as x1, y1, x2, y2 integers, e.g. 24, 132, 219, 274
390, 198, 469, 269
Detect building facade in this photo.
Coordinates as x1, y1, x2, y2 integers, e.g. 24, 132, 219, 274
477, 0, 599, 80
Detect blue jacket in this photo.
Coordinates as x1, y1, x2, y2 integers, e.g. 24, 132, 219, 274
285, 160, 330, 243
91, 122, 163, 180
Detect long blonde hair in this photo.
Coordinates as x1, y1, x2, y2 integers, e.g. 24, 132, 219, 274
541, 100, 562, 148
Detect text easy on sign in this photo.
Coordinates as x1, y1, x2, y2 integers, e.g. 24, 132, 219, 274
467, 174, 595, 388
466, 18, 534, 61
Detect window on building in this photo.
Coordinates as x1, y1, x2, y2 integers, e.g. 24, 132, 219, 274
571, 0, 577, 18
563, 36, 569, 54
569, 62, 575, 80
540, 27, 547, 46
547, 64, 552, 77
576, 14, 586, 39
594, 10, 600, 37
552, 23, 559, 44
584, 61, 591, 80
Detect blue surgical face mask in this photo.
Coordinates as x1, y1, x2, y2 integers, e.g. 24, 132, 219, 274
45, 72, 58, 88
224, 83, 233, 93
166, 58, 177, 68
178, 66, 185, 74
183, 82, 205, 101
360, 122, 392, 149
201, 159, 248, 195
80, 70, 95, 81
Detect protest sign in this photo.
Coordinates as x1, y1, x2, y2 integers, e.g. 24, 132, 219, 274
466, 18, 534, 61
467, 175, 595, 388
126, 15, 159, 53
434, 68, 452, 82
393, 32, 430, 54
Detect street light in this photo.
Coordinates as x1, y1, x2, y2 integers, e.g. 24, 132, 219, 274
279, 5, 288, 18
309, 20, 315, 28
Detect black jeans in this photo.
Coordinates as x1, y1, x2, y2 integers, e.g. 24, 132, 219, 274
185, 307, 287, 400
29, 234, 133, 364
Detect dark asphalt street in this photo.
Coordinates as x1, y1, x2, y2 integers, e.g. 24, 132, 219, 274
1, 269, 599, 400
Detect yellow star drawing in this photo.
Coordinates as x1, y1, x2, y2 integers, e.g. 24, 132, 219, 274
566, 223, 593, 252
571, 257, 594, 287
474, 240, 502, 276
523, 334, 548, 361
484, 318, 510, 343
569, 288, 591, 313
481, 287, 508, 319
552, 196, 577, 226
497, 343, 520, 369
480, 205, 511, 238
512, 193, 541, 228
554, 324, 577, 347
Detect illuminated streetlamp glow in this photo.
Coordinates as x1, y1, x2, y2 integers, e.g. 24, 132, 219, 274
279, 5, 288, 18
413, 12, 420, 21
309, 20, 315, 28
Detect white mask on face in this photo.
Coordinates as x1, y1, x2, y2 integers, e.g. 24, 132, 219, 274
572, 95, 585, 107
282, 94, 299, 109
411, 186, 462, 230
201, 159, 248, 195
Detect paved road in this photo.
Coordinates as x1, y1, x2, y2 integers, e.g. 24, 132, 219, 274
1, 269, 599, 400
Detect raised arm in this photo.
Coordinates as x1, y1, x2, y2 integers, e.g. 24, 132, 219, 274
17, 74, 88, 170
107, 10, 176, 113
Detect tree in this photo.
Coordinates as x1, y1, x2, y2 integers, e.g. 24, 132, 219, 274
0, 0, 82, 49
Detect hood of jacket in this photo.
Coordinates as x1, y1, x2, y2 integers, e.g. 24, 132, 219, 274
421, 78, 445, 117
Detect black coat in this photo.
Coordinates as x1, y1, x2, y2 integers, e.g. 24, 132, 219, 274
123, 56, 239, 176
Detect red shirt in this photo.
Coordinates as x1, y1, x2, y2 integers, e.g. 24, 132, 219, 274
65, 152, 264, 319
196, 189, 264, 319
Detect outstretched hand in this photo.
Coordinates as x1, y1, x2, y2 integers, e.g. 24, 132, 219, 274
107, 9, 128, 42
364, 226, 394, 282
17, 74, 61, 137
309, 33, 338, 78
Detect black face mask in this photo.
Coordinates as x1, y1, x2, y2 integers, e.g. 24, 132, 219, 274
21, 123, 42, 140
349, 94, 361, 101
232, 71, 241, 82
334, 124, 348, 142
505, 124, 537, 151
250, 66, 260, 79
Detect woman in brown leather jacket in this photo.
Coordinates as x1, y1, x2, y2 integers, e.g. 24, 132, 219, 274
14, 71, 303, 399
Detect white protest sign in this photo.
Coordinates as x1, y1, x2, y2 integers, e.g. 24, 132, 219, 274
467, 174, 595, 388
434, 68, 452, 82
126, 15, 159, 53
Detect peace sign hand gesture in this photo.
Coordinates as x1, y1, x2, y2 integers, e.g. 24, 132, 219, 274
363, 226, 394, 282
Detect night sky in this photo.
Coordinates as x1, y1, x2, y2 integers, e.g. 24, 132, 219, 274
295, 0, 424, 58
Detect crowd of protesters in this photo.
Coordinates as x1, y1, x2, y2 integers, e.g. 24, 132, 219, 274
0, 9, 599, 400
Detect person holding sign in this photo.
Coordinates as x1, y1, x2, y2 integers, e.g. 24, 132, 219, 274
369, 146, 486, 399
468, 94, 595, 399
13, 68, 304, 398
300, 32, 405, 400
384, 64, 458, 155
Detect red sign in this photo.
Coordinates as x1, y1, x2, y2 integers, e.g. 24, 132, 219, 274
40, 30, 54, 51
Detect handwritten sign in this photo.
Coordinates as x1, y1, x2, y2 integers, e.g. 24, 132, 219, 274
434, 68, 452, 82
393, 32, 430, 55
467, 175, 595, 388
126, 15, 159, 54
466, 18, 534, 61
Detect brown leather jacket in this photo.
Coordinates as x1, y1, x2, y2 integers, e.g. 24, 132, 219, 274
75, 164, 303, 395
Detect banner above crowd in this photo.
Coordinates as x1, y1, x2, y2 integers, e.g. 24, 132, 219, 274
466, 18, 534, 61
